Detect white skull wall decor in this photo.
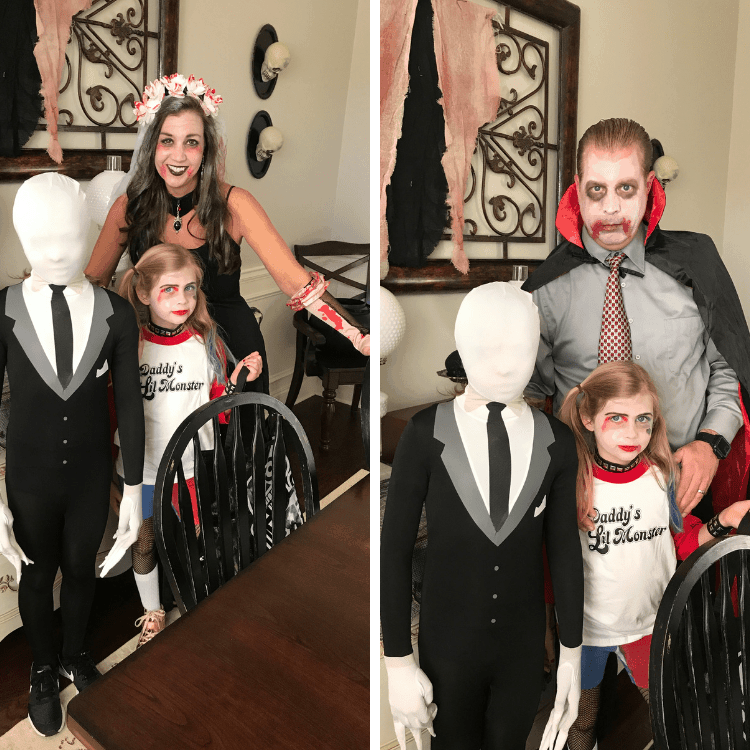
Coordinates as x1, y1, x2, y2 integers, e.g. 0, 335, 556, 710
261, 42, 291, 82
653, 155, 679, 187
256, 126, 284, 161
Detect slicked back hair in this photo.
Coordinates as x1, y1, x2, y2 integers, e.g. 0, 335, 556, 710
576, 118, 653, 179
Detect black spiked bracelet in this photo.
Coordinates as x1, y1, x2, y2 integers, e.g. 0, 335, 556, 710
224, 381, 237, 395
707, 514, 733, 538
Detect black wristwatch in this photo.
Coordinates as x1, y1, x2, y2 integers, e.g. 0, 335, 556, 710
695, 431, 731, 459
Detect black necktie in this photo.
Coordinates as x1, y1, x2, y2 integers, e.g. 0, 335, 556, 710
487, 402, 511, 530
49, 284, 73, 388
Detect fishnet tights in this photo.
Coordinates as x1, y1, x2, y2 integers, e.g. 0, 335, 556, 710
132, 518, 156, 575
567, 685, 600, 750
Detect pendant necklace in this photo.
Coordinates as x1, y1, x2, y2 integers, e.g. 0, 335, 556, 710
169, 191, 196, 233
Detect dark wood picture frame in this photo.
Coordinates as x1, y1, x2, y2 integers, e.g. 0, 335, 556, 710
0, 0, 180, 183
382, 0, 580, 294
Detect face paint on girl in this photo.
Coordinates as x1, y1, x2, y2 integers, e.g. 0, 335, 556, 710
139, 268, 199, 330
582, 392, 654, 465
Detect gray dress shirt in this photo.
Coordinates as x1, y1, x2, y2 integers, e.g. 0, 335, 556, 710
526, 226, 742, 449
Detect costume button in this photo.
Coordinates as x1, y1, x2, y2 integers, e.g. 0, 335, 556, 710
494, 566, 499, 571
493, 594, 497, 599
635, 355, 641, 360
491, 619, 496, 624
63, 440, 67, 444
621, 282, 626, 287
63, 460, 67, 465
63, 417, 68, 421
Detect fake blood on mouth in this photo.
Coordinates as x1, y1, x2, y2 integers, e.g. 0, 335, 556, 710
591, 219, 632, 240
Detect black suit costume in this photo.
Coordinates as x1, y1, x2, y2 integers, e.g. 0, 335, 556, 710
381, 403, 583, 749
0, 283, 144, 665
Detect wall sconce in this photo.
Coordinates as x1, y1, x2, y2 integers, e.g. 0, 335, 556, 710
247, 111, 284, 179
252, 25, 291, 99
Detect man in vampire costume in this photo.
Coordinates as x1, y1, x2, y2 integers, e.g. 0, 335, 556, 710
381, 283, 584, 750
0, 174, 144, 737
523, 117, 750, 522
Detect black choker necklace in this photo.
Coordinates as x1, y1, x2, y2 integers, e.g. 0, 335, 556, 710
594, 451, 641, 473
169, 191, 196, 232
147, 320, 185, 337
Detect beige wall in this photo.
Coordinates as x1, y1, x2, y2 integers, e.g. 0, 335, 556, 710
722, 0, 750, 315
382, 0, 743, 412
0, 0, 367, 403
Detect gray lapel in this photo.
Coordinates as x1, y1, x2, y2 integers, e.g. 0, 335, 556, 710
434, 402, 555, 546
6, 284, 113, 401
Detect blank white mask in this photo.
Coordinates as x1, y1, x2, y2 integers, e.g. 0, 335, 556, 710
455, 282, 540, 404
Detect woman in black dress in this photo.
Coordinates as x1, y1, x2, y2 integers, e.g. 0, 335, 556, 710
87, 74, 369, 393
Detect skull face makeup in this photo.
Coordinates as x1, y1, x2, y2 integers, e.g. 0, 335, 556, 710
261, 42, 291, 82
455, 282, 540, 404
255, 126, 284, 161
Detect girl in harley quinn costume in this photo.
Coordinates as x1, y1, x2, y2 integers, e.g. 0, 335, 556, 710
116, 243, 261, 647
558, 361, 750, 750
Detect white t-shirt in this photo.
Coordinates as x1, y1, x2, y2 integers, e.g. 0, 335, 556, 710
116, 328, 221, 484
580, 462, 676, 646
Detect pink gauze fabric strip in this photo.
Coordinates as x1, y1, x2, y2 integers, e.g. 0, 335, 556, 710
433, 0, 502, 274
33, 0, 93, 164
380, 0, 420, 264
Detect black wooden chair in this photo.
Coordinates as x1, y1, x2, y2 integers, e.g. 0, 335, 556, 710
153, 386, 319, 613
650, 531, 750, 749
285, 241, 369, 451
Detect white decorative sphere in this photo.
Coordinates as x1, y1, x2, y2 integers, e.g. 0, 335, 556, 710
87, 168, 125, 226
380, 286, 406, 362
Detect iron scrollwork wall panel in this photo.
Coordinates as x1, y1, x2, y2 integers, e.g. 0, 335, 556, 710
0, 0, 179, 182
383, 0, 579, 293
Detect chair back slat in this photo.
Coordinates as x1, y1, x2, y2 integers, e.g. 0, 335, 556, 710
225, 404, 252, 569
651, 535, 750, 750
250, 403, 268, 558
175, 457, 205, 607
210, 415, 233, 578
739, 551, 750, 742
269, 413, 287, 546
193, 444, 222, 591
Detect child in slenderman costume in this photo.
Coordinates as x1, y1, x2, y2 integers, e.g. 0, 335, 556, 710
381, 282, 584, 750
558, 361, 750, 750
0, 173, 144, 737
115, 243, 262, 647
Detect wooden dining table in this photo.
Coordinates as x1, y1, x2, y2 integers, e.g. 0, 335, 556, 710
67, 475, 370, 750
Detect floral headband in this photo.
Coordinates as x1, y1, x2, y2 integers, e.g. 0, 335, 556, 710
133, 74, 223, 125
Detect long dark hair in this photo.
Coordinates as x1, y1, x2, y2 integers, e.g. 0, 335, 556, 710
124, 95, 239, 275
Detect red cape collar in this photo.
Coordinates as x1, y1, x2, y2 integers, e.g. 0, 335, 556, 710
555, 179, 666, 249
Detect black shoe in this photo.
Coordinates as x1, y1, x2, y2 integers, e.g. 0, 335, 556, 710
28, 663, 64, 737
59, 650, 101, 693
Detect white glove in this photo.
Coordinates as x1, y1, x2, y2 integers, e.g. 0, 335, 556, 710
540, 643, 582, 750
384, 653, 437, 750
0, 495, 33, 584
100, 482, 142, 577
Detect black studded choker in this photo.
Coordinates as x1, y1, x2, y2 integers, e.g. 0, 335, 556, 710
169, 190, 196, 232
594, 451, 641, 473
147, 320, 185, 337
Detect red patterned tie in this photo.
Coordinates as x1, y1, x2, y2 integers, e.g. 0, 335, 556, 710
597, 252, 632, 364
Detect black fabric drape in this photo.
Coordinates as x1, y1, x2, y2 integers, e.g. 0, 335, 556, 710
0, 0, 43, 157
385, 0, 449, 268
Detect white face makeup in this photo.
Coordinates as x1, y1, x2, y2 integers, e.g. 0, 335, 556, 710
575, 146, 654, 252
139, 269, 198, 330
154, 110, 205, 196
455, 282, 540, 404
13, 173, 91, 284
582, 393, 654, 465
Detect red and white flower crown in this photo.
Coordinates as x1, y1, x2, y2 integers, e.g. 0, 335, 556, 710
133, 74, 223, 125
